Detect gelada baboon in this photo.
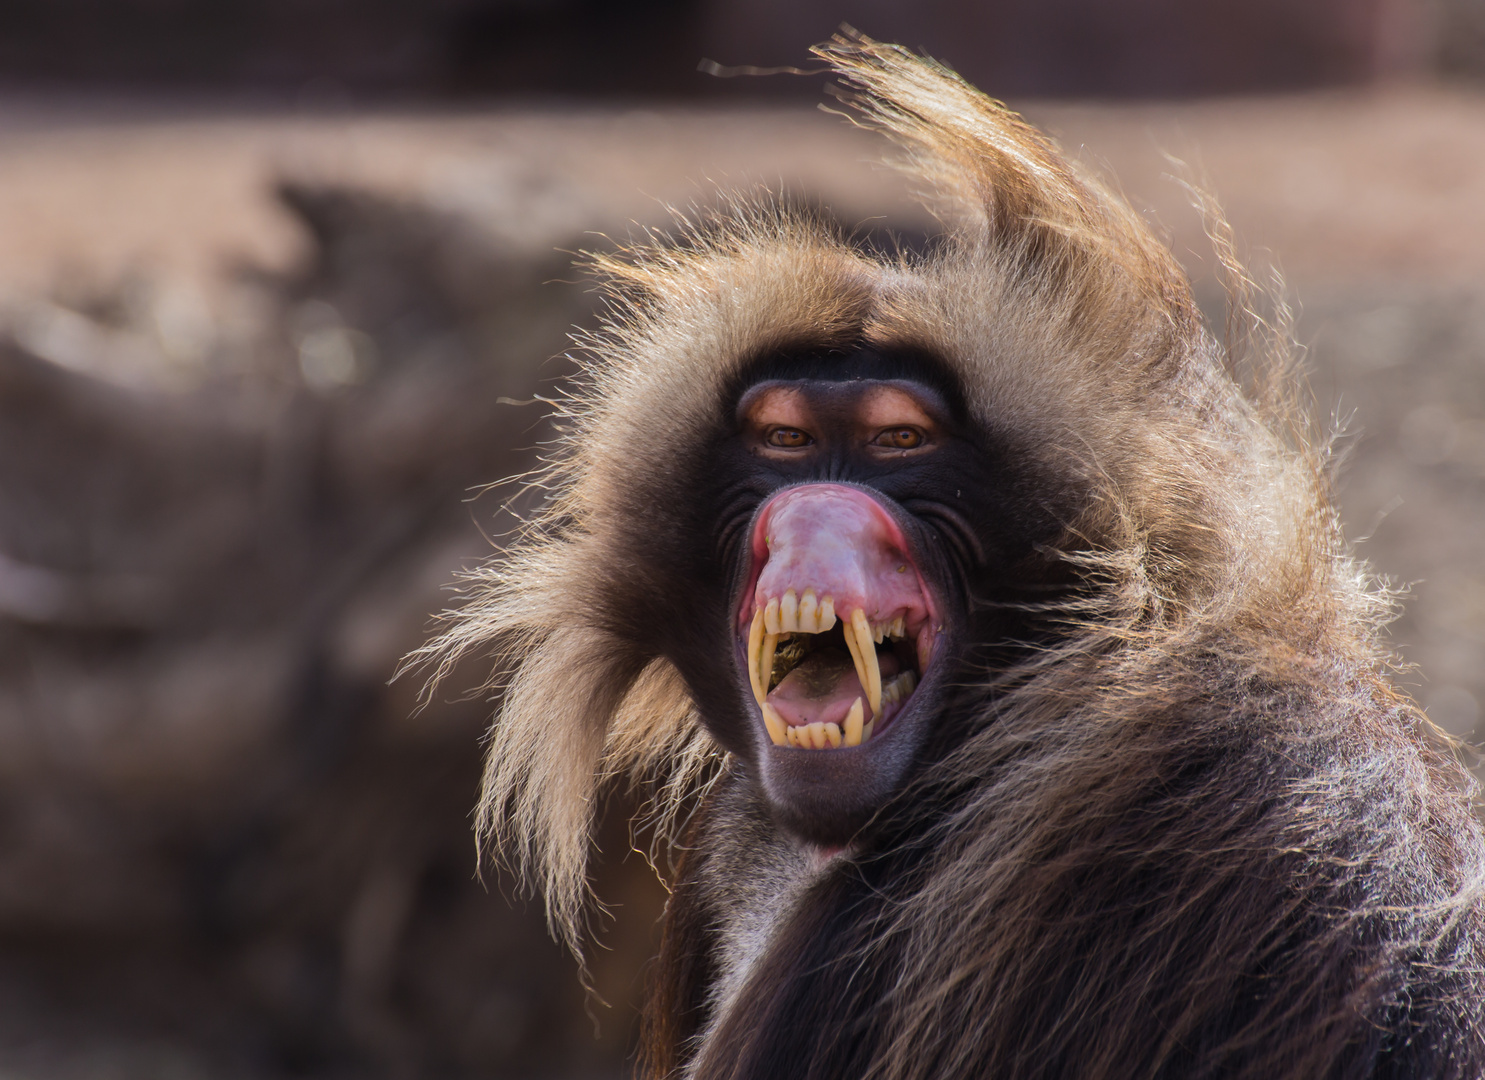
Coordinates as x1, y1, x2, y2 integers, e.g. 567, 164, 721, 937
420, 34, 1485, 1079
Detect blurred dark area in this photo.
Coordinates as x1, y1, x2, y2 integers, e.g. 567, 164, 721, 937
0, 0, 1480, 99
0, 3, 1481, 1079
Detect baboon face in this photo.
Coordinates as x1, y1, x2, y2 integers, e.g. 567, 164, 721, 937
670, 347, 1053, 847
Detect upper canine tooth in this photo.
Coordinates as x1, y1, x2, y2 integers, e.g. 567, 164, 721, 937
850, 608, 883, 718
798, 589, 818, 633
747, 608, 766, 706
843, 697, 864, 747
781, 589, 798, 633
818, 596, 836, 631
760, 633, 779, 694
761, 702, 787, 746
764, 597, 781, 635
841, 614, 871, 708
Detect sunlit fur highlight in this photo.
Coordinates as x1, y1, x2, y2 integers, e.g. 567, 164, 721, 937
411, 33, 1485, 1071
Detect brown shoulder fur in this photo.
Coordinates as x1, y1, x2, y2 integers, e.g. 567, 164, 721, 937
411, 33, 1485, 1077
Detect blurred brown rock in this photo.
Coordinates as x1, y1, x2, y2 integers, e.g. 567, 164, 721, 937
0, 178, 655, 1079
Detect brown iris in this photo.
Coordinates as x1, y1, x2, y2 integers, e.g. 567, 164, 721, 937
874, 427, 924, 450
768, 427, 812, 448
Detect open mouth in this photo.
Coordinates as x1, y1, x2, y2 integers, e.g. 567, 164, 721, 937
739, 485, 939, 751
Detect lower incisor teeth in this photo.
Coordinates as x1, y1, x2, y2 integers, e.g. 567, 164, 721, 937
777, 707, 878, 750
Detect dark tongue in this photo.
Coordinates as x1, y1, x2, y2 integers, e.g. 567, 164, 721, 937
768, 648, 867, 729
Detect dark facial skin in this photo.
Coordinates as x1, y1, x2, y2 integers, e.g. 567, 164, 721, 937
662, 349, 1068, 848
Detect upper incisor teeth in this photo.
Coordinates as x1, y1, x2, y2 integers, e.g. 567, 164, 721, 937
797, 590, 817, 631
758, 590, 836, 635
780, 590, 799, 633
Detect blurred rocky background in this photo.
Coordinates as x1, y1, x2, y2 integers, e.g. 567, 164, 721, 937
0, 2, 1483, 1078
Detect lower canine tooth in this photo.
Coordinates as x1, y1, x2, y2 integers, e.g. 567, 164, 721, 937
843, 698, 864, 746
761, 703, 788, 746
851, 608, 883, 718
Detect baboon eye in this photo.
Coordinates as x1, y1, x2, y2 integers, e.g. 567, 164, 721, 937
767, 427, 813, 448
874, 427, 925, 450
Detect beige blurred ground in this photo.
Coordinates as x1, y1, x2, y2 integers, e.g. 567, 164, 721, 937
0, 86, 1482, 1077
5, 86, 1485, 291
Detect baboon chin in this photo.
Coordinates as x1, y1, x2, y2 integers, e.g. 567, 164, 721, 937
423, 32, 1485, 1080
